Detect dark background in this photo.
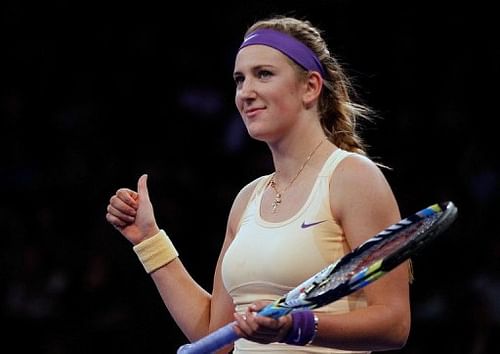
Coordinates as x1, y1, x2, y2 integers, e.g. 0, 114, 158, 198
1, 1, 499, 353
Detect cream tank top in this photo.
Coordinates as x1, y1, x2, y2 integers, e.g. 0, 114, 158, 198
221, 149, 370, 353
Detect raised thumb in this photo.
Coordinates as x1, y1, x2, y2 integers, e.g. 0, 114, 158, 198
137, 174, 150, 201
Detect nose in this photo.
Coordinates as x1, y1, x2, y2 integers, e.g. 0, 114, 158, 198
237, 78, 257, 101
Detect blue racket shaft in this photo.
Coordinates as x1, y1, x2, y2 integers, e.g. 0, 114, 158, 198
177, 304, 290, 353
176, 321, 238, 354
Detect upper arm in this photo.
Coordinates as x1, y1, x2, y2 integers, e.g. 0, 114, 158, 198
331, 155, 400, 249
330, 155, 409, 306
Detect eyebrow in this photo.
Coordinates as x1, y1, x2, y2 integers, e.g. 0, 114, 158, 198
233, 64, 276, 77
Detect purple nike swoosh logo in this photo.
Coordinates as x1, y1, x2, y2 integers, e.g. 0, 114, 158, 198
301, 220, 328, 229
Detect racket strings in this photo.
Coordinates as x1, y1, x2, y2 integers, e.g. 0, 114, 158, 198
304, 213, 442, 299
266, 211, 444, 311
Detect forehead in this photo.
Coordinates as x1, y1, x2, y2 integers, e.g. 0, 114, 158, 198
234, 45, 291, 72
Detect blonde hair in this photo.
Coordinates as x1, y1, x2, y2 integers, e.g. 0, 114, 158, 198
245, 16, 373, 156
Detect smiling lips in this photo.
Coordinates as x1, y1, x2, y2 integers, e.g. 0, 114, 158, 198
244, 107, 265, 117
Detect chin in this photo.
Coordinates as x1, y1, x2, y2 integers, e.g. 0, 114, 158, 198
246, 130, 271, 143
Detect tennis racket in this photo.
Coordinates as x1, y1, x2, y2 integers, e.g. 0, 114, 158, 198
177, 201, 458, 354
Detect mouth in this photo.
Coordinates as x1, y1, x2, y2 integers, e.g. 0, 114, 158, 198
244, 107, 265, 118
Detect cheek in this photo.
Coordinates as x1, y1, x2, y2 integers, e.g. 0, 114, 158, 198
273, 89, 300, 115
234, 92, 242, 112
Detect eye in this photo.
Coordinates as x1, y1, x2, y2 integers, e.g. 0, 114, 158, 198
233, 74, 244, 86
257, 69, 273, 79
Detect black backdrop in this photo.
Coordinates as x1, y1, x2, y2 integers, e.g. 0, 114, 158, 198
2, 1, 499, 353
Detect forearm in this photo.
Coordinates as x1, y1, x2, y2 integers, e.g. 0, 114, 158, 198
313, 304, 410, 351
150, 258, 213, 341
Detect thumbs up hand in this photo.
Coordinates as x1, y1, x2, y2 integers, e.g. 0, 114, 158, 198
106, 174, 160, 245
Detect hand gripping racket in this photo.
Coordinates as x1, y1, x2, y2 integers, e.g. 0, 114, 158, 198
177, 201, 458, 354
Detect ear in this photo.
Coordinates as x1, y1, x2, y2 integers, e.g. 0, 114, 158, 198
302, 71, 323, 108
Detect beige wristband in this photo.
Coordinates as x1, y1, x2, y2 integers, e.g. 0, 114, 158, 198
133, 230, 178, 273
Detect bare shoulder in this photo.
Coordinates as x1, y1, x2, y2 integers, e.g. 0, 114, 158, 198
331, 153, 400, 248
334, 153, 387, 183
332, 153, 395, 201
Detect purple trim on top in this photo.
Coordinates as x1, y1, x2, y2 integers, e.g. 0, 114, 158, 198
239, 28, 326, 78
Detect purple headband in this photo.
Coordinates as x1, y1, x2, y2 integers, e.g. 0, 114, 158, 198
239, 28, 326, 78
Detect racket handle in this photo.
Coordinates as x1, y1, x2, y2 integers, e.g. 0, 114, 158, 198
177, 321, 240, 354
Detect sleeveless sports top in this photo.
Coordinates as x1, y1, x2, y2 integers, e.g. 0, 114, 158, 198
221, 149, 369, 353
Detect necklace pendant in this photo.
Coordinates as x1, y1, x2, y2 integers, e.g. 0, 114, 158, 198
268, 138, 325, 214
272, 193, 282, 213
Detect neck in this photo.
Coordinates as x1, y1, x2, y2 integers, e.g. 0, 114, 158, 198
272, 136, 327, 180
268, 137, 326, 214
272, 137, 326, 189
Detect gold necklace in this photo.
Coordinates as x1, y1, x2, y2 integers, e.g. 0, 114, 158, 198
269, 138, 326, 213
